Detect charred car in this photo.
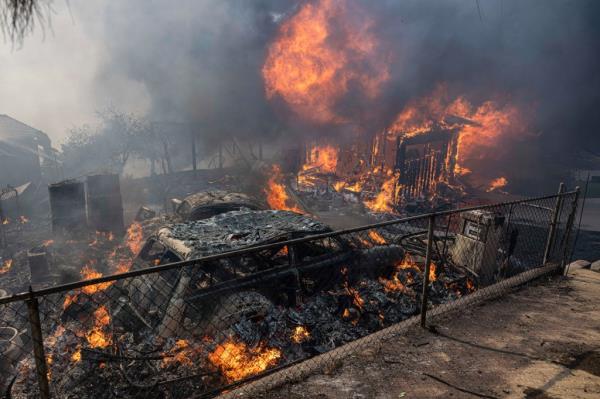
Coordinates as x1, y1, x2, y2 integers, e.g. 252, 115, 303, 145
112, 209, 407, 338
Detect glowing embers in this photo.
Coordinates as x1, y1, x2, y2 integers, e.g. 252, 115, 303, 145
264, 164, 304, 213
291, 326, 311, 344
161, 339, 205, 369
85, 305, 112, 349
71, 346, 82, 363
378, 254, 418, 293
208, 338, 282, 382
367, 230, 386, 245
0, 258, 13, 274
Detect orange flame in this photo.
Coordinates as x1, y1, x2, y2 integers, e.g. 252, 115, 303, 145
86, 305, 112, 348
385, 85, 526, 187
378, 274, 406, 293
263, 0, 388, 125
291, 326, 310, 343
345, 181, 364, 193
363, 173, 399, 213
80, 265, 115, 295
265, 165, 303, 213
0, 259, 13, 274
303, 144, 338, 174
126, 222, 144, 255
466, 279, 475, 292
71, 347, 82, 363
344, 283, 364, 311
368, 230, 386, 245
379, 253, 420, 292
63, 263, 115, 309
486, 177, 508, 192
428, 262, 437, 282
162, 339, 196, 368
208, 339, 281, 382
397, 253, 417, 270
332, 181, 346, 192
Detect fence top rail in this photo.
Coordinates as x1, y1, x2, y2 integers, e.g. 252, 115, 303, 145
0, 189, 578, 305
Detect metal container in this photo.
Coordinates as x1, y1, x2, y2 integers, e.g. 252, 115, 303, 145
28, 249, 50, 283
86, 174, 125, 235
48, 180, 86, 235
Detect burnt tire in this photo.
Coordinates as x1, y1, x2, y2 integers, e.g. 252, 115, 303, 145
204, 291, 273, 339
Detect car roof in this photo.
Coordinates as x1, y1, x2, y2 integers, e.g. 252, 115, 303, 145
156, 209, 331, 260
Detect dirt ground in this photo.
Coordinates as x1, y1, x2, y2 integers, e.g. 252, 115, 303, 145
260, 268, 600, 399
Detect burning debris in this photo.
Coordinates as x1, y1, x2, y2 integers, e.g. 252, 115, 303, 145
208, 339, 282, 383
6, 205, 495, 398
259, 0, 531, 217
265, 165, 305, 214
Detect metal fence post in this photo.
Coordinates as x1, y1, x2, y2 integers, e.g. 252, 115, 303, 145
543, 182, 565, 264
26, 290, 51, 399
287, 236, 301, 307
562, 187, 581, 275
420, 214, 435, 328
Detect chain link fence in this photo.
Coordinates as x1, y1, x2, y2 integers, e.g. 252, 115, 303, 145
0, 188, 579, 398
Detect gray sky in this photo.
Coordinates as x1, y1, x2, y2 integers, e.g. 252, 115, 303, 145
0, 1, 150, 144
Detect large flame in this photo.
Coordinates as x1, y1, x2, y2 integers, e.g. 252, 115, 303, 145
303, 144, 338, 174
263, 0, 388, 124
363, 172, 399, 213
265, 165, 304, 213
385, 85, 526, 186
208, 339, 282, 382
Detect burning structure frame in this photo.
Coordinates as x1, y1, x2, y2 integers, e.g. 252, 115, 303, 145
0, 187, 580, 398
